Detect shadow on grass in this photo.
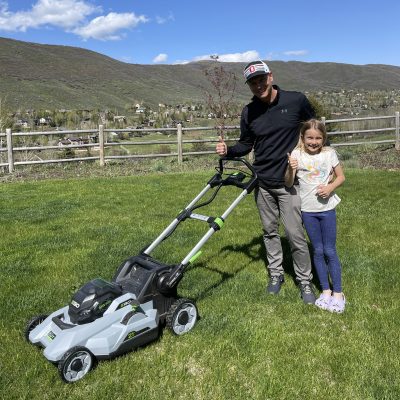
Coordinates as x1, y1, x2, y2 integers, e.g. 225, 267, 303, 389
281, 237, 320, 289
186, 236, 263, 302
188, 262, 242, 302
219, 235, 301, 284
189, 235, 319, 302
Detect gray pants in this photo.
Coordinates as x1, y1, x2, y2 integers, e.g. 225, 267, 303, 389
255, 185, 312, 285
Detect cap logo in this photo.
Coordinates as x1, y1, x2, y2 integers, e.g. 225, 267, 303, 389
243, 61, 270, 81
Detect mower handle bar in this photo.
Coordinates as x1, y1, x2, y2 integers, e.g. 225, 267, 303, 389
215, 157, 258, 193
219, 156, 255, 173
143, 156, 258, 261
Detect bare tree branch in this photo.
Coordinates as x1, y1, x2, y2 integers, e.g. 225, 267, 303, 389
203, 55, 237, 140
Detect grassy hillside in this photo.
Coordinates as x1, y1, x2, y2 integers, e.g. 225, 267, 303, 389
1, 37, 400, 110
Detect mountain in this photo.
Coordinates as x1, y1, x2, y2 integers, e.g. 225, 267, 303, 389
1, 37, 400, 111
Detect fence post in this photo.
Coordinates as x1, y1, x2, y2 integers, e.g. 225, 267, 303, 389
395, 111, 400, 151
177, 123, 183, 165
99, 124, 105, 166
6, 128, 14, 173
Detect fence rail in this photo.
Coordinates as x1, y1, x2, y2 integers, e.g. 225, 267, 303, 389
0, 113, 399, 173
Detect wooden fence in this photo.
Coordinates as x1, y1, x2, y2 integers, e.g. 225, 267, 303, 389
0, 112, 399, 173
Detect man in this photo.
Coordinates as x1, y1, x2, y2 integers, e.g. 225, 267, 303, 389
216, 60, 316, 304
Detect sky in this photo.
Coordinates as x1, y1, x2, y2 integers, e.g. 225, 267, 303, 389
0, 0, 400, 66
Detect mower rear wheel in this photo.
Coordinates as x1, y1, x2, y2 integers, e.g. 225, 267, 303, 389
25, 314, 49, 342
58, 346, 95, 383
167, 298, 198, 335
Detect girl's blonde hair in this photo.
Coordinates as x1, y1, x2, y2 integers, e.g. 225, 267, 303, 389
296, 119, 328, 152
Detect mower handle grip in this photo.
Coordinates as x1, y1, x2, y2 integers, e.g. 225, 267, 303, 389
218, 157, 258, 193
219, 157, 256, 175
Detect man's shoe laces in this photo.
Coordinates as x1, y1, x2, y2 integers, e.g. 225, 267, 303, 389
301, 284, 312, 294
271, 276, 281, 285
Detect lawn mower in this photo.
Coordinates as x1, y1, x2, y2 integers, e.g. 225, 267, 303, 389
25, 157, 258, 383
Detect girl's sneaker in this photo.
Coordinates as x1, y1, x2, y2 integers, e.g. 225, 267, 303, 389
315, 293, 331, 310
328, 294, 346, 313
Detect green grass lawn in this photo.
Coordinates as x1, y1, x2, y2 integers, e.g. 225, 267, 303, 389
1, 167, 399, 399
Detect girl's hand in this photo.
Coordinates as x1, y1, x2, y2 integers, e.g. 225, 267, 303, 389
316, 184, 332, 198
287, 153, 298, 169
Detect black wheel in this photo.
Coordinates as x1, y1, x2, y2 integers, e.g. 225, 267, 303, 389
25, 314, 49, 342
58, 346, 96, 383
166, 298, 198, 335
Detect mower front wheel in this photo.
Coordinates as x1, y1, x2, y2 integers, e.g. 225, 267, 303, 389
58, 346, 96, 383
167, 298, 198, 335
25, 314, 49, 342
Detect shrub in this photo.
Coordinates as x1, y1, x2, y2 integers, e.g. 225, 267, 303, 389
59, 148, 75, 159
191, 141, 209, 152
158, 144, 172, 154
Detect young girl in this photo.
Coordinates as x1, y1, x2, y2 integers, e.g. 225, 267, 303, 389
285, 119, 346, 313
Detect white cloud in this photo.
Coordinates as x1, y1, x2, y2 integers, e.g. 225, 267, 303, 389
173, 50, 261, 65
73, 12, 148, 40
173, 59, 190, 65
283, 50, 308, 56
191, 50, 261, 63
156, 12, 174, 24
153, 53, 168, 63
265, 52, 275, 61
119, 56, 133, 63
0, 0, 97, 31
0, 0, 148, 41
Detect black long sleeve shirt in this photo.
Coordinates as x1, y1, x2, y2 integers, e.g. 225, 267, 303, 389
227, 85, 315, 188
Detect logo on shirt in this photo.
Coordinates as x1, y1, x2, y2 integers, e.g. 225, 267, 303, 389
281, 109, 287, 113
304, 160, 329, 183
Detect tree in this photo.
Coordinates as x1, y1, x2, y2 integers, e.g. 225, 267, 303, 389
0, 97, 12, 132
0, 97, 13, 167
307, 95, 339, 133
307, 95, 331, 120
53, 110, 67, 128
203, 55, 238, 140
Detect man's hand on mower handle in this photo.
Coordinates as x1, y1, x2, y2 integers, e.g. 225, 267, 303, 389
216, 136, 227, 156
